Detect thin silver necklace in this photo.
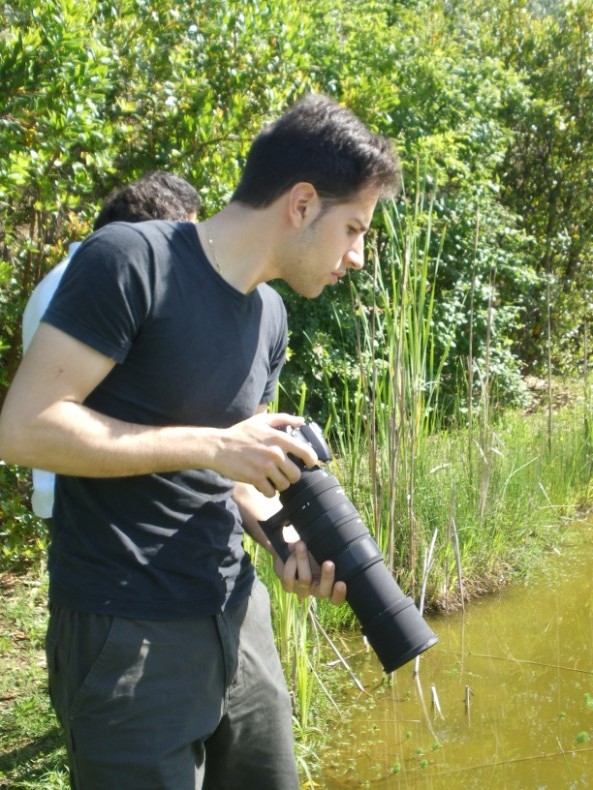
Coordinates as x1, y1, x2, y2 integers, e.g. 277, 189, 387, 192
205, 221, 222, 274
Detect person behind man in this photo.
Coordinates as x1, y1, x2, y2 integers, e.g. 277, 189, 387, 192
0, 94, 401, 789
21, 171, 200, 519
91, 170, 199, 228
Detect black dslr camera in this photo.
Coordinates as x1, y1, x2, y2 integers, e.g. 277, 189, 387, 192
259, 422, 438, 673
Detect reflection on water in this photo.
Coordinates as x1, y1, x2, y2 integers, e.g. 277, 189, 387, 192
318, 523, 593, 788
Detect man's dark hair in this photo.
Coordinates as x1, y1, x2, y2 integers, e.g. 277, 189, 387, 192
232, 94, 401, 208
93, 171, 199, 230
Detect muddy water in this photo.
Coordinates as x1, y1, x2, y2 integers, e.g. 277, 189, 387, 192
318, 523, 593, 788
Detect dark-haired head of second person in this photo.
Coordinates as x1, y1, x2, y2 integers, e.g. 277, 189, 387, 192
93, 170, 200, 230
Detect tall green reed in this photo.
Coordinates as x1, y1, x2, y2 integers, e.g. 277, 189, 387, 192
324, 176, 592, 611
328, 175, 449, 595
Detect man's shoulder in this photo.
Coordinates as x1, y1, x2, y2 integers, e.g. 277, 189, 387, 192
88, 220, 198, 262
97, 219, 194, 241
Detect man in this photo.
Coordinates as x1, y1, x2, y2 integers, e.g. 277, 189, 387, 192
21, 171, 200, 519
0, 94, 401, 789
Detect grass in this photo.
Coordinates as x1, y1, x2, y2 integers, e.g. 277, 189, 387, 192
0, 569, 69, 789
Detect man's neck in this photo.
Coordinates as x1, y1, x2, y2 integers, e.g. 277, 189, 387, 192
197, 203, 283, 294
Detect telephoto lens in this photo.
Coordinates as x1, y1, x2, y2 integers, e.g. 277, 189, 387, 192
259, 422, 438, 673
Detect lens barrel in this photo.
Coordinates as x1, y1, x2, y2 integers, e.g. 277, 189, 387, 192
261, 464, 438, 673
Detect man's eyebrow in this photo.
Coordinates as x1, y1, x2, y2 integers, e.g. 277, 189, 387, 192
351, 218, 370, 233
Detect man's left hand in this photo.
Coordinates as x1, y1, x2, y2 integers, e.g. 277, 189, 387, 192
274, 540, 347, 606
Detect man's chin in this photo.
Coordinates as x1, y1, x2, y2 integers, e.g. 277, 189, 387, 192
293, 284, 325, 299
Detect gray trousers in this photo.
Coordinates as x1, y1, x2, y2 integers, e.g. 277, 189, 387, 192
45, 579, 299, 790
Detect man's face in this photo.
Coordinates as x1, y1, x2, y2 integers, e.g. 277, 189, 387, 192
281, 187, 379, 299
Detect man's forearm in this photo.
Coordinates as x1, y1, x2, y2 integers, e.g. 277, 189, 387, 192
0, 398, 316, 495
0, 398, 224, 477
0, 325, 316, 491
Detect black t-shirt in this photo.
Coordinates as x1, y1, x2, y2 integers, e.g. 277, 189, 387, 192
43, 220, 287, 618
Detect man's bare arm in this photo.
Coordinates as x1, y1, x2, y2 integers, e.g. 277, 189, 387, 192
0, 324, 316, 495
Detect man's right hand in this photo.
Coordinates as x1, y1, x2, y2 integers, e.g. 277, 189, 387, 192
211, 412, 318, 497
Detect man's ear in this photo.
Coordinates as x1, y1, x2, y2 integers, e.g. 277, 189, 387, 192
287, 182, 319, 228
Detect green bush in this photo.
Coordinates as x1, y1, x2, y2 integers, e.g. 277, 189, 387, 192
0, 463, 47, 571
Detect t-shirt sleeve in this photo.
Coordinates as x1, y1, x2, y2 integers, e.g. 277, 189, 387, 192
43, 224, 154, 364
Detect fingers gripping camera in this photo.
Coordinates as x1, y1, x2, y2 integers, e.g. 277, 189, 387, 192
259, 422, 438, 673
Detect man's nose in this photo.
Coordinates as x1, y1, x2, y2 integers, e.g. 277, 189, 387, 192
343, 238, 365, 270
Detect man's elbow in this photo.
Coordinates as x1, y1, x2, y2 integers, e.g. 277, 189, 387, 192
0, 425, 21, 465
0, 410, 34, 466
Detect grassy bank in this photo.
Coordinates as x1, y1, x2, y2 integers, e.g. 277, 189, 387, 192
0, 571, 68, 789
338, 393, 592, 611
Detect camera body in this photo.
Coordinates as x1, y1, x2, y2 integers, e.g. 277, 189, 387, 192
259, 422, 438, 673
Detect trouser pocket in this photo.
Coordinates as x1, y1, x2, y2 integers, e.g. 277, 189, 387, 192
45, 605, 114, 729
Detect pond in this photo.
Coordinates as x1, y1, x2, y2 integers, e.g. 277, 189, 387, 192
318, 522, 593, 788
